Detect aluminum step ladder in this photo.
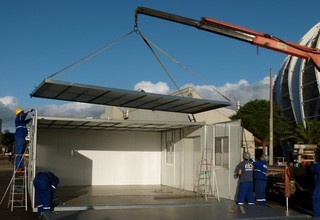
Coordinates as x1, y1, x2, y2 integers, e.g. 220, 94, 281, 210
8, 154, 28, 211
197, 147, 220, 201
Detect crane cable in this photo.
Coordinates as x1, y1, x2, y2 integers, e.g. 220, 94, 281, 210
47, 30, 135, 79
135, 30, 231, 102
45, 26, 231, 103
135, 30, 183, 97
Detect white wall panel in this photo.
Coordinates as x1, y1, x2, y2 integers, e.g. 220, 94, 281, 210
36, 129, 161, 186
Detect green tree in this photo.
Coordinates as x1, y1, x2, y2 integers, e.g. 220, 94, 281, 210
1, 130, 15, 146
294, 120, 320, 144
230, 99, 294, 145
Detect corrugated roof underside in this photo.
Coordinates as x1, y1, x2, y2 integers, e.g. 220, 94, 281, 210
30, 79, 230, 114
37, 116, 204, 132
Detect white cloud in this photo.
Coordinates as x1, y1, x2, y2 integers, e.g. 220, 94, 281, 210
0, 96, 19, 132
0, 96, 19, 106
132, 77, 273, 110
0, 76, 273, 132
181, 76, 273, 108
36, 102, 105, 118
133, 81, 170, 94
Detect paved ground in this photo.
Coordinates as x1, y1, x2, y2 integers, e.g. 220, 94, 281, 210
0, 157, 38, 220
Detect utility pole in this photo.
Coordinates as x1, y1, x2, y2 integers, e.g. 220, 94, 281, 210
269, 68, 274, 165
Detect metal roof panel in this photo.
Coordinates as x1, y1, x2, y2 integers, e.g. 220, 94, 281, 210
36, 116, 205, 132
30, 79, 231, 114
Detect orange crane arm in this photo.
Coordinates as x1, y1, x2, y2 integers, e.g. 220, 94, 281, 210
135, 7, 320, 70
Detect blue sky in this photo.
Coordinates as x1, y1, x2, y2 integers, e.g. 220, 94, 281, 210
1, 0, 320, 131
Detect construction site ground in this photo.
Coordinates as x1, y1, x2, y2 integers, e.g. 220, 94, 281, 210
0, 157, 38, 220
0, 156, 316, 220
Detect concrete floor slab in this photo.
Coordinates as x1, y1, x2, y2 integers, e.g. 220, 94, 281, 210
40, 185, 312, 219
53, 185, 216, 209
43, 203, 311, 220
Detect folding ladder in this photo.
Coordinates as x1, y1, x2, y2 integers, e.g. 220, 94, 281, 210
197, 146, 220, 201
8, 154, 28, 211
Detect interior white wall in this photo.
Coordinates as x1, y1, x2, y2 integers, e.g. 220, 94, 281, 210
36, 129, 161, 186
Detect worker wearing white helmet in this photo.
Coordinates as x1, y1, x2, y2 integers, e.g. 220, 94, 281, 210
234, 151, 254, 205
14, 108, 35, 170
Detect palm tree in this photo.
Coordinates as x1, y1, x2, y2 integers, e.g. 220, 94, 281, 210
294, 120, 320, 144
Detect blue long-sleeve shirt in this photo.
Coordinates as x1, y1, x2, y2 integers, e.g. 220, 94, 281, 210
15, 112, 31, 138
253, 160, 268, 181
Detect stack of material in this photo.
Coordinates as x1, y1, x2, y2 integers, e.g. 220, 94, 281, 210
293, 144, 317, 166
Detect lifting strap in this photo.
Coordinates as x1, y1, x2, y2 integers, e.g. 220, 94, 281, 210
136, 30, 183, 97
47, 30, 135, 79
44, 26, 231, 104
136, 30, 234, 122
135, 30, 231, 102
136, 30, 196, 122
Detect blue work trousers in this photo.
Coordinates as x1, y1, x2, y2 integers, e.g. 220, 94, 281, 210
237, 181, 254, 205
34, 173, 53, 217
254, 180, 266, 206
14, 136, 26, 169
313, 187, 320, 217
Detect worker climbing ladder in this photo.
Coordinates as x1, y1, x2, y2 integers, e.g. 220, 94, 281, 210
197, 144, 220, 202
7, 152, 28, 211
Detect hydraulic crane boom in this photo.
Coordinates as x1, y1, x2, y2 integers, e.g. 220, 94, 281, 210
135, 7, 320, 70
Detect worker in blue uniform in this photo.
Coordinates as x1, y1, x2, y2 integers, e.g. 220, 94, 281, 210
14, 108, 35, 170
34, 171, 59, 218
310, 147, 320, 218
234, 151, 254, 205
253, 153, 268, 206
